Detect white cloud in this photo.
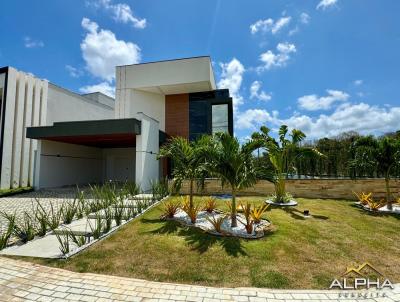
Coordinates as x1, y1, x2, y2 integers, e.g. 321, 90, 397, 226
250, 81, 272, 101
236, 103, 400, 139
80, 82, 115, 98
250, 16, 291, 35
353, 79, 363, 86
65, 65, 83, 78
298, 89, 350, 111
283, 103, 400, 138
80, 18, 141, 82
300, 12, 310, 24
217, 58, 245, 111
258, 42, 297, 71
236, 109, 278, 130
24, 37, 44, 48
317, 0, 338, 10
90, 0, 146, 28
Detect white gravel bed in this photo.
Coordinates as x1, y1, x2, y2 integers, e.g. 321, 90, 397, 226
172, 209, 271, 239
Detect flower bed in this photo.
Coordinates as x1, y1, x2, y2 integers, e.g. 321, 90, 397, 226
169, 209, 272, 239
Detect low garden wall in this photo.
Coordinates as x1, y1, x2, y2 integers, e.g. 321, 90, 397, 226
172, 178, 400, 200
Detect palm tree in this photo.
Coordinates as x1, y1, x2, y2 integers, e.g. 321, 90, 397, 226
158, 136, 210, 208
251, 125, 323, 203
206, 132, 261, 227
350, 135, 400, 210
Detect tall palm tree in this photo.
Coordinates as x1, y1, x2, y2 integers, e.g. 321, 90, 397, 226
252, 125, 323, 203
158, 136, 210, 208
206, 132, 261, 227
350, 135, 400, 210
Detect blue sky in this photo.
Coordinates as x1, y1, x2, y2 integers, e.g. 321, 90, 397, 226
1, 0, 399, 140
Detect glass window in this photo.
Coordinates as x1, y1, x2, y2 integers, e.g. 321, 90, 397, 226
212, 104, 229, 134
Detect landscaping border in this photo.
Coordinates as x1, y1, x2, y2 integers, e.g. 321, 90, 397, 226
173, 178, 400, 200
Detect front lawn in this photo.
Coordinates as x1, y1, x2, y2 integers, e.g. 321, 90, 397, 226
21, 197, 400, 289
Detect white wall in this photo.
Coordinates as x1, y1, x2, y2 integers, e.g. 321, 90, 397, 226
135, 113, 159, 191
47, 84, 114, 125
118, 57, 216, 90
115, 89, 165, 131
35, 140, 104, 188
103, 148, 135, 182
0, 68, 48, 189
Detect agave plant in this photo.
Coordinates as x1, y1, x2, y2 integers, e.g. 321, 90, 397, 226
181, 198, 201, 224
205, 214, 226, 233
238, 202, 254, 234
161, 200, 180, 219
203, 197, 217, 213
366, 199, 387, 212
250, 203, 269, 224
353, 191, 373, 206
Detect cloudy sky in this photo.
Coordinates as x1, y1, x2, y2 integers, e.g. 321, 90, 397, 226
1, 0, 399, 141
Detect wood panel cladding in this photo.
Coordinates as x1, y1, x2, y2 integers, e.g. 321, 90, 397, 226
165, 93, 189, 138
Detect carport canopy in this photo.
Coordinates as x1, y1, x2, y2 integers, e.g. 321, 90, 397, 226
26, 118, 142, 148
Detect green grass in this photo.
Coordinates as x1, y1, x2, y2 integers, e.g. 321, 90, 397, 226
17, 196, 400, 289
0, 187, 33, 197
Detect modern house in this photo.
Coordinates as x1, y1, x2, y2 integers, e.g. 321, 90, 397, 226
0, 57, 233, 191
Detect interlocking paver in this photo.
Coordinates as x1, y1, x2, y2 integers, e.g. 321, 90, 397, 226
0, 257, 399, 302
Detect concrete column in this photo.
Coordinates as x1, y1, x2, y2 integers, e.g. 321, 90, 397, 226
135, 112, 159, 192
0, 68, 17, 189
33, 140, 42, 190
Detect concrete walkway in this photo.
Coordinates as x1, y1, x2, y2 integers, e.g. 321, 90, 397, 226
0, 257, 398, 302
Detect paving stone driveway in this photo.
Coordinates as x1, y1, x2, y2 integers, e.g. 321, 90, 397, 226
0, 188, 86, 232
0, 257, 399, 302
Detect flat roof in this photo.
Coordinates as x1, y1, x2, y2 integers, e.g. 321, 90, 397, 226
27, 118, 167, 148
27, 118, 141, 148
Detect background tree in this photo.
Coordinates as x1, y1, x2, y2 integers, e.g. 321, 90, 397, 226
350, 135, 400, 210
206, 132, 261, 227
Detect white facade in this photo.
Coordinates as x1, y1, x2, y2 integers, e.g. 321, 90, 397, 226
0, 68, 48, 189
115, 56, 216, 131
1, 56, 217, 191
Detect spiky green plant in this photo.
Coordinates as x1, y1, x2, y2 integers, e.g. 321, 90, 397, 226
113, 202, 125, 226
46, 202, 63, 230
14, 212, 36, 243
205, 214, 226, 233
123, 181, 140, 198
0, 212, 15, 250
75, 188, 86, 219
33, 199, 48, 236
62, 199, 77, 224
55, 230, 70, 255
88, 213, 104, 240
103, 207, 113, 233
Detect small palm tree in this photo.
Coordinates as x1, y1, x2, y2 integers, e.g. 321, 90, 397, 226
206, 132, 261, 227
350, 135, 400, 210
252, 125, 323, 203
158, 136, 209, 208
